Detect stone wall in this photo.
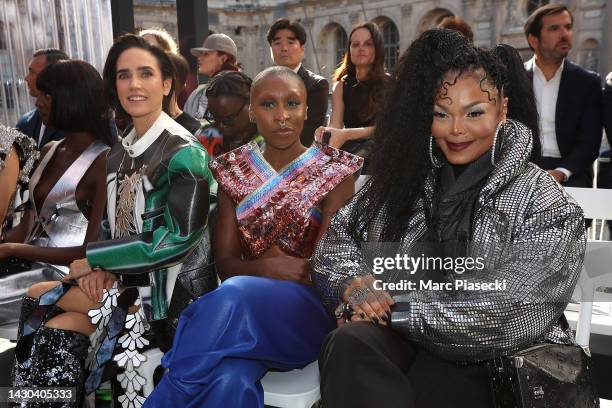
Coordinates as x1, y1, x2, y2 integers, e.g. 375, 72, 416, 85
134, 0, 612, 81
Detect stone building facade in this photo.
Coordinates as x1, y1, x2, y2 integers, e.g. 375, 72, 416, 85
134, 0, 611, 82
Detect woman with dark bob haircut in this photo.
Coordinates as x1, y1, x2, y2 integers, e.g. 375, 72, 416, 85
312, 29, 588, 407
12, 34, 214, 406
315, 22, 391, 170
0, 60, 110, 267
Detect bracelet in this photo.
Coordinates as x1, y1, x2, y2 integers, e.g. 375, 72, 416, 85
334, 302, 354, 320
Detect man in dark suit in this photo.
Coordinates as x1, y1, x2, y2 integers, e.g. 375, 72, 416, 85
605, 72, 612, 148
267, 18, 329, 146
523, 3, 602, 187
16, 48, 69, 148
598, 72, 612, 193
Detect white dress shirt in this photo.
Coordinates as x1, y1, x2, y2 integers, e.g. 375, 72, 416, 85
525, 57, 571, 181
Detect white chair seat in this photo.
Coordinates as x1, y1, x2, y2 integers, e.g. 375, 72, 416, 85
0, 322, 18, 341
135, 348, 164, 397
262, 361, 320, 408
565, 290, 612, 337
0, 337, 16, 353
601, 398, 612, 408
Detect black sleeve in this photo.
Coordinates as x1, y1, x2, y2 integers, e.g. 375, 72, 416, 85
300, 77, 330, 146
603, 78, 612, 149
559, 73, 603, 175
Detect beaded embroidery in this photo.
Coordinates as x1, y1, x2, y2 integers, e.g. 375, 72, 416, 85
210, 141, 363, 258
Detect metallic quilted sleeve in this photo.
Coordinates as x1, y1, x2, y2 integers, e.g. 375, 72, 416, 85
311, 190, 372, 314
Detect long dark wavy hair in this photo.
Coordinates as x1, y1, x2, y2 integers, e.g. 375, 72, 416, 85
348, 29, 511, 241
492, 44, 541, 162
333, 22, 388, 124
103, 33, 175, 119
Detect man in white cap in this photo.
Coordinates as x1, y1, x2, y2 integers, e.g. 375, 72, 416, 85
184, 33, 239, 121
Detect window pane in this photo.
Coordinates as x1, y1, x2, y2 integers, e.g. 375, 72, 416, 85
383, 22, 399, 71
0, 0, 113, 125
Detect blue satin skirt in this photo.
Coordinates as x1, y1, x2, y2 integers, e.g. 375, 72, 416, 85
144, 275, 335, 408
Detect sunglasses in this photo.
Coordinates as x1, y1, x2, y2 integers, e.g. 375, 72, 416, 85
203, 99, 248, 127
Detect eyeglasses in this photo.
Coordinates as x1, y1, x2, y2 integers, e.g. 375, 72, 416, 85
203, 99, 248, 127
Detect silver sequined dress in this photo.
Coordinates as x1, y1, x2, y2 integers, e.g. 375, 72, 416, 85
0, 124, 38, 238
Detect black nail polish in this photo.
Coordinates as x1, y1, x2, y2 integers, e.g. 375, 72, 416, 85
372, 316, 379, 324
380, 315, 387, 322
359, 312, 366, 319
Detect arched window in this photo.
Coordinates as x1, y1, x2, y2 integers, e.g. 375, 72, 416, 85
334, 26, 347, 66
527, 0, 549, 16
382, 21, 399, 71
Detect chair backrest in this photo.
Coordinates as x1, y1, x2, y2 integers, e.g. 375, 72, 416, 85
574, 240, 612, 347
564, 187, 612, 220
355, 174, 370, 192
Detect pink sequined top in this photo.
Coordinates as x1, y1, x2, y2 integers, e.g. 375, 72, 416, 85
210, 141, 363, 259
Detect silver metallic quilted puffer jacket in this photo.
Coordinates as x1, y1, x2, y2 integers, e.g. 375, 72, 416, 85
312, 119, 586, 362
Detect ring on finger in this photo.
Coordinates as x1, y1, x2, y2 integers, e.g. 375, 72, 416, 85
348, 286, 371, 307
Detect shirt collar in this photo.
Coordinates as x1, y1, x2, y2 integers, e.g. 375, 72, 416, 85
122, 111, 192, 157
292, 63, 302, 73
530, 56, 565, 82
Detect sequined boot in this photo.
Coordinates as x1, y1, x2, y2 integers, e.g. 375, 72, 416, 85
17, 297, 38, 339
12, 297, 65, 387
24, 326, 90, 407
11, 296, 39, 387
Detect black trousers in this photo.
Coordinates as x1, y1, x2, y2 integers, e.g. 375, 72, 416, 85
319, 322, 493, 408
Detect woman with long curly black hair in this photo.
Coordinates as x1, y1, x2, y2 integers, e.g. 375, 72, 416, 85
312, 29, 587, 408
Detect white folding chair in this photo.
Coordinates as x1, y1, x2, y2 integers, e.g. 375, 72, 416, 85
135, 348, 164, 397
355, 174, 370, 192
0, 323, 17, 341
262, 361, 320, 408
563, 241, 612, 347
564, 187, 612, 405
565, 187, 612, 240
563, 240, 612, 407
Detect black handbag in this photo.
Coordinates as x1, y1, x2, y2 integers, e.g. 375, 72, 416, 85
486, 343, 599, 408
